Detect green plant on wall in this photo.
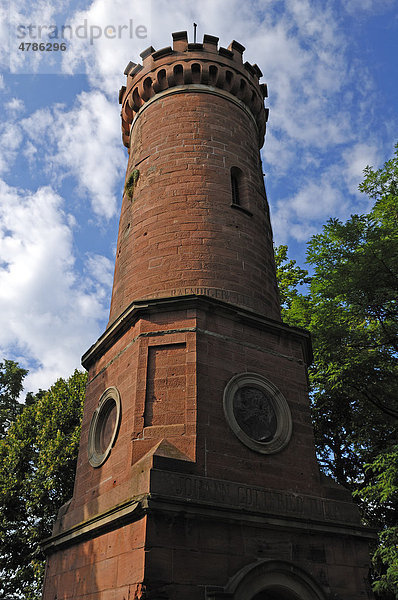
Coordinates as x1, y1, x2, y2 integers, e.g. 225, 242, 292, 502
125, 169, 140, 200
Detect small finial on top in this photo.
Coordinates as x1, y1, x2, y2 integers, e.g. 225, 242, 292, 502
193, 23, 197, 43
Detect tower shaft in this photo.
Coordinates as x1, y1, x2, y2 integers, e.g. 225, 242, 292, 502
110, 33, 278, 323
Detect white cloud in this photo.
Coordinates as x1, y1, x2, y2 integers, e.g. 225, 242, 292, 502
60, 0, 151, 92
5, 97, 25, 115
342, 0, 396, 15
0, 179, 111, 391
342, 142, 380, 192
290, 181, 342, 221
0, 122, 23, 175
8, 0, 74, 73
22, 140, 38, 166
21, 106, 54, 139
21, 91, 125, 219
271, 141, 382, 244
0, 1, 9, 71
86, 253, 114, 289
272, 164, 356, 244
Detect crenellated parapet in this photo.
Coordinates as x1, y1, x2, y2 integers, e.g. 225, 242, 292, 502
119, 31, 269, 150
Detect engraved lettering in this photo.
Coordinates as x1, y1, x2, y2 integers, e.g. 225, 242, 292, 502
185, 476, 192, 496
165, 474, 351, 524
175, 476, 185, 496
238, 486, 246, 505
295, 495, 304, 514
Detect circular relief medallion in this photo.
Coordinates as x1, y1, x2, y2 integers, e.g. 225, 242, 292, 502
223, 373, 292, 454
88, 387, 121, 468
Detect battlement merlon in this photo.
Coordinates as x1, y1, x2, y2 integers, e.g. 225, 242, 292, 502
119, 32, 269, 151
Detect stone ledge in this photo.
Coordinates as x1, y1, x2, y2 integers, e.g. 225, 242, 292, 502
147, 494, 376, 541
41, 495, 147, 555
81, 295, 313, 369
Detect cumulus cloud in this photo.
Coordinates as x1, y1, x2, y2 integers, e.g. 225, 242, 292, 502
272, 185, 341, 244
271, 161, 369, 244
5, 97, 25, 115
342, 142, 380, 192
86, 253, 114, 290
0, 97, 26, 175
21, 90, 125, 219
60, 0, 151, 92
0, 2, 10, 71
271, 142, 381, 246
7, 0, 75, 73
0, 179, 112, 392
0, 121, 23, 175
342, 0, 396, 15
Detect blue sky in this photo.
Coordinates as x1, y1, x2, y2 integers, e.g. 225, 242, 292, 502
0, 0, 397, 392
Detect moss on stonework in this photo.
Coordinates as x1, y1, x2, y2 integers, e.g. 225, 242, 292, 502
125, 169, 140, 199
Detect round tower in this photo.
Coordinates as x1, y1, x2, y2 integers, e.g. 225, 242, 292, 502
42, 32, 374, 600
109, 31, 280, 324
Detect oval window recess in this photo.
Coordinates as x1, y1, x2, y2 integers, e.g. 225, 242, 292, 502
88, 387, 121, 468
223, 373, 292, 454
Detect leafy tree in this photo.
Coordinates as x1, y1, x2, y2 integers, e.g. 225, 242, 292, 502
0, 369, 87, 600
273, 245, 311, 313
358, 446, 398, 598
0, 360, 28, 439
275, 143, 398, 597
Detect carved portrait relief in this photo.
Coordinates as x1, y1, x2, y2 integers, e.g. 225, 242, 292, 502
224, 373, 292, 454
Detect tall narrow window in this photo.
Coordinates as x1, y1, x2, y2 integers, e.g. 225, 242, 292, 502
231, 167, 242, 206
230, 166, 253, 216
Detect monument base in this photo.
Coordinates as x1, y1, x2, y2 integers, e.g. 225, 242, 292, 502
42, 444, 374, 600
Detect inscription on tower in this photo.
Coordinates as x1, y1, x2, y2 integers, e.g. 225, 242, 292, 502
143, 287, 260, 311
151, 471, 360, 526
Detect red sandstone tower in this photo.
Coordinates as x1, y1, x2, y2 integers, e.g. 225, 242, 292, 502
42, 32, 374, 600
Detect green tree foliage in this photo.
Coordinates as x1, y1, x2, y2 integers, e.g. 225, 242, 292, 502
0, 360, 28, 439
0, 369, 87, 599
359, 446, 398, 598
275, 143, 398, 597
273, 245, 311, 313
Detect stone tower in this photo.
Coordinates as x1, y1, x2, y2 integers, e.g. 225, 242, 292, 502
42, 32, 374, 600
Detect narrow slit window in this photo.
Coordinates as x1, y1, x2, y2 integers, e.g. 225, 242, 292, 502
231, 167, 242, 206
